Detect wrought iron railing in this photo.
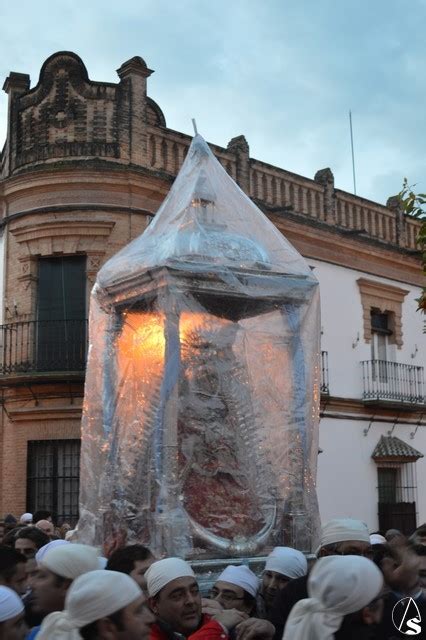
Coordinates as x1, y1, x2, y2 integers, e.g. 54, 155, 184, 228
0, 319, 87, 375
321, 351, 329, 394
362, 360, 425, 404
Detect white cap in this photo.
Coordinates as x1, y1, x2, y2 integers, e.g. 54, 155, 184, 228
40, 543, 99, 580
265, 547, 308, 579
146, 558, 195, 597
283, 556, 383, 640
37, 570, 141, 640
19, 512, 33, 524
316, 518, 370, 555
370, 534, 386, 545
217, 565, 259, 598
0, 586, 24, 622
36, 540, 70, 563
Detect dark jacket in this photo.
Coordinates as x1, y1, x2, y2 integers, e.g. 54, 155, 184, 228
267, 575, 308, 640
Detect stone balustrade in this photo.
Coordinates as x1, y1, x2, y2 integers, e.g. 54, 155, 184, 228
146, 126, 421, 252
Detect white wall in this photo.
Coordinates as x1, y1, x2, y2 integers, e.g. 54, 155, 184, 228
309, 259, 425, 400
317, 417, 426, 531
309, 258, 426, 531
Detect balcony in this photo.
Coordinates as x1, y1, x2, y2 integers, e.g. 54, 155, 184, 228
0, 319, 87, 377
321, 350, 329, 394
361, 360, 425, 406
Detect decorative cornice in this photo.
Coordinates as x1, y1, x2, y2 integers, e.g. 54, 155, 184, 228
8, 405, 82, 422
357, 278, 409, 303
10, 218, 115, 258
320, 395, 425, 421
271, 214, 422, 288
357, 278, 409, 348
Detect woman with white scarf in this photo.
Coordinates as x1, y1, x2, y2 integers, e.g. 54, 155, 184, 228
36, 569, 154, 639
282, 555, 383, 640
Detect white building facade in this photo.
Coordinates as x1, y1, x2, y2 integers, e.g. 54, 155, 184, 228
315, 259, 425, 533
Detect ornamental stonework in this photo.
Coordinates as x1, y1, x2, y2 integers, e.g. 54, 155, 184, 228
357, 277, 409, 348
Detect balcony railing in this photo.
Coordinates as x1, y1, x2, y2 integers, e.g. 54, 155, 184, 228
321, 350, 329, 394
0, 319, 87, 375
362, 360, 425, 405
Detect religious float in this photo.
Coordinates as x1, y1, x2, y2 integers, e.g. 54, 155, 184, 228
77, 134, 321, 564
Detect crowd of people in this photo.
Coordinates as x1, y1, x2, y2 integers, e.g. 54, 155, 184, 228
0, 511, 425, 639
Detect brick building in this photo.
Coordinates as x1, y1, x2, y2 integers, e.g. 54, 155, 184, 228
0, 52, 424, 532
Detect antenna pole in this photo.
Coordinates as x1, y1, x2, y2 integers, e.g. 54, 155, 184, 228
349, 110, 357, 195
191, 119, 198, 136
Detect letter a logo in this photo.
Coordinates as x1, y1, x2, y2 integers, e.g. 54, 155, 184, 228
392, 597, 422, 635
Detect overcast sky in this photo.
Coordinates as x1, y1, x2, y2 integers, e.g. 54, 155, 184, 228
1, 0, 425, 205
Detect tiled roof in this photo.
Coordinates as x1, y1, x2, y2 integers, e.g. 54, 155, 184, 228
372, 435, 424, 460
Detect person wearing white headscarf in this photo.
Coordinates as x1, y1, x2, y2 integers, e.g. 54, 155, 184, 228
28, 543, 99, 638
0, 585, 27, 640
19, 512, 33, 525
260, 547, 307, 613
211, 565, 259, 615
282, 555, 383, 640
146, 558, 247, 640
146, 557, 195, 598
35, 539, 70, 563
314, 518, 371, 556
266, 518, 373, 638
36, 570, 154, 640
38, 543, 99, 581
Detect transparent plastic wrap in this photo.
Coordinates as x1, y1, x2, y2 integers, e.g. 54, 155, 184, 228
78, 135, 321, 557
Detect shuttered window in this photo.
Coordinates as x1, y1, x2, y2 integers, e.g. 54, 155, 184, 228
27, 439, 81, 526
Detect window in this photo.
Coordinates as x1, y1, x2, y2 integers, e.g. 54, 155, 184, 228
27, 439, 81, 526
370, 310, 394, 382
36, 256, 87, 371
357, 278, 408, 349
377, 467, 397, 503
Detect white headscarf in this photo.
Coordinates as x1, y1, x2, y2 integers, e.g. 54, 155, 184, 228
19, 512, 33, 525
146, 558, 195, 597
0, 586, 24, 622
264, 547, 308, 580
40, 543, 99, 580
283, 555, 383, 640
315, 518, 370, 555
37, 570, 142, 640
36, 540, 70, 563
217, 565, 259, 597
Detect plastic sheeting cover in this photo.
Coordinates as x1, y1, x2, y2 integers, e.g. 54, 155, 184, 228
78, 134, 321, 558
